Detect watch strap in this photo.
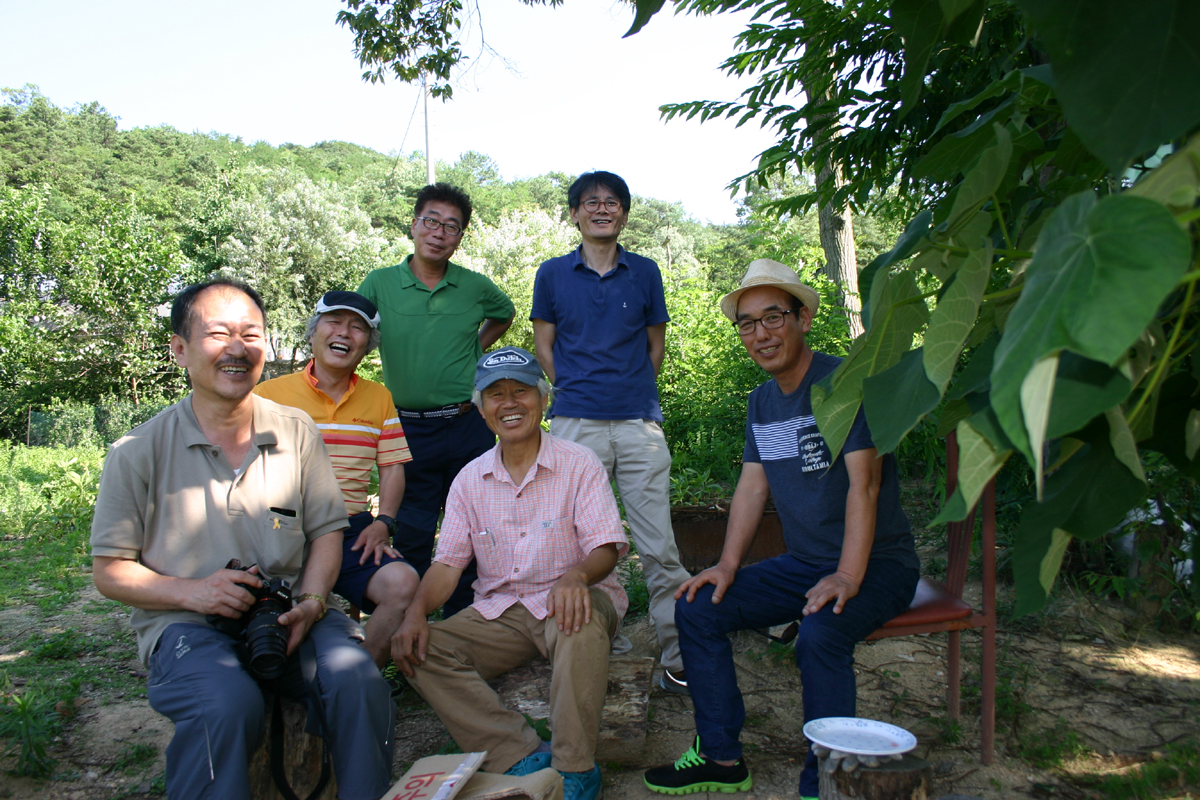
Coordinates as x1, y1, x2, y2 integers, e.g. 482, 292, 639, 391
296, 592, 327, 621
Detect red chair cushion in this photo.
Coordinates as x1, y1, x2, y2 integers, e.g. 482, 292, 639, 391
879, 576, 972, 628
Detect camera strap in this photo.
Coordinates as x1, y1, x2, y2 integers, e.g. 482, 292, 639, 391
268, 636, 333, 800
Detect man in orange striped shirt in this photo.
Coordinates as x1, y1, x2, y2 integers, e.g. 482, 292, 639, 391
256, 291, 419, 667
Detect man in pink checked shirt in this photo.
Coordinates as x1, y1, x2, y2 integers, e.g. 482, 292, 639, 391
392, 346, 628, 800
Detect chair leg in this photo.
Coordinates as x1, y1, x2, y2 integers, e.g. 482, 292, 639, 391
981, 623, 996, 765
947, 630, 961, 721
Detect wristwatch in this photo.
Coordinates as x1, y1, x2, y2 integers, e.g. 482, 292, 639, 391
375, 514, 399, 538
295, 592, 327, 621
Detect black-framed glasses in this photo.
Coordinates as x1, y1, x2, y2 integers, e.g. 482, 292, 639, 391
414, 216, 464, 236
735, 309, 795, 336
582, 198, 623, 212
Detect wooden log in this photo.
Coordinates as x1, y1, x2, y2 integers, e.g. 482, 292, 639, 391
818, 753, 931, 800
248, 694, 337, 800
487, 656, 654, 765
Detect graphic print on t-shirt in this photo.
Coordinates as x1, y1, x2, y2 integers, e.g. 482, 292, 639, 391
751, 414, 832, 473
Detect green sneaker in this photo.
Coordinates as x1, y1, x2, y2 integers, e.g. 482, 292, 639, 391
643, 737, 752, 795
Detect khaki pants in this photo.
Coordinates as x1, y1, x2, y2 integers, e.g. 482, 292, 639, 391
550, 417, 689, 671
406, 589, 619, 774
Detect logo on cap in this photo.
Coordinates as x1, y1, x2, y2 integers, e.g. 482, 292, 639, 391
483, 351, 530, 368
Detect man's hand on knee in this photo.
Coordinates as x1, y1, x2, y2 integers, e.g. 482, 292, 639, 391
547, 570, 592, 634
677, 563, 736, 604
392, 613, 430, 677
352, 520, 401, 566
803, 571, 861, 616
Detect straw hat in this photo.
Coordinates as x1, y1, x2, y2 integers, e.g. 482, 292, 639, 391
719, 259, 820, 321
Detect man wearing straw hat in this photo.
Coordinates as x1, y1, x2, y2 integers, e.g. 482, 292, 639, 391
643, 260, 920, 800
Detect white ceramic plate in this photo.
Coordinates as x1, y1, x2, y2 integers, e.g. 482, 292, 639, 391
802, 717, 917, 756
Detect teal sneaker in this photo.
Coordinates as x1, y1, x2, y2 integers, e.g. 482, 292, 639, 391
561, 764, 602, 800
643, 737, 752, 795
505, 750, 552, 777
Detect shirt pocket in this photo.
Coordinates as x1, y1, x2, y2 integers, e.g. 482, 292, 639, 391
264, 511, 306, 578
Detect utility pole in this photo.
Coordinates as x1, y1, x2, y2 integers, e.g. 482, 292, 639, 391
423, 74, 435, 185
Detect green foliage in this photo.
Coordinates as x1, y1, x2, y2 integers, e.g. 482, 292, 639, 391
112, 742, 158, 775
1082, 738, 1200, 799
0, 686, 59, 777
0, 444, 104, 610
618, 556, 650, 620
1019, 717, 1087, 768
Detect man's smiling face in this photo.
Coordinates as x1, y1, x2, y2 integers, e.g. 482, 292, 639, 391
479, 378, 545, 446
736, 286, 812, 377
310, 309, 370, 374
570, 186, 627, 244
171, 286, 267, 403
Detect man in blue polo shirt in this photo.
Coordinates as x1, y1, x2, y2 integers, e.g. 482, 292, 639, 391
530, 170, 691, 693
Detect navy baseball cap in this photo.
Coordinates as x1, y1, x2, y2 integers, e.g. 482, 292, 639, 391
475, 347, 544, 391
315, 291, 380, 329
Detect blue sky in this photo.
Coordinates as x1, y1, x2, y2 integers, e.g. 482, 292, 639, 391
0, 0, 780, 223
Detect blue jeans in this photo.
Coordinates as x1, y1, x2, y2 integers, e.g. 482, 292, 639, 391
146, 611, 394, 800
392, 409, 494, 616
675, 553, 918, 797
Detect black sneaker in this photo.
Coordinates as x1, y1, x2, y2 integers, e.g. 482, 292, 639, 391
658, 669, 690, 696
643, 737, 752, 795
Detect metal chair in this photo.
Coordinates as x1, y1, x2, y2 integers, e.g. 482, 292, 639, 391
865, 430, 997, 764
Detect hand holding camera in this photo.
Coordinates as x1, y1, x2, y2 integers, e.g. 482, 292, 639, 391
204, 559, 293, 681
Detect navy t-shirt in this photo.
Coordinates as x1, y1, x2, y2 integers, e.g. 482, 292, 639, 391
744, 352, 919, 570
530, 246, 670, 421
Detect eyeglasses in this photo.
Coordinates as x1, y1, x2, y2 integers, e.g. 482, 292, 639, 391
735, 309, 795, 336
582, 198, 623, 212
414, 216, 464, 236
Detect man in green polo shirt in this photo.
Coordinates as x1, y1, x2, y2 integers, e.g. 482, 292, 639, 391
358, 182, 514, 615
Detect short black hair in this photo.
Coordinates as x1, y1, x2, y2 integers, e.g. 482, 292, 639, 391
414, 183, 473, 230
171, 280, 266, 341
568, 171, 632, 213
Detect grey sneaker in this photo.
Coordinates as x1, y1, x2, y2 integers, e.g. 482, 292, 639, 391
611, 634, 633, 655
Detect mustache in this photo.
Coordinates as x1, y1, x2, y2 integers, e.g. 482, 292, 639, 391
216, 358, 253, 368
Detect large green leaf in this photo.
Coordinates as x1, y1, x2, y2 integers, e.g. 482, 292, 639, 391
858, 210, 932, 329
1011, 418, 1147, 616
931, 413, 1012, 525
892, 0, 945, 115
924, 244, 991, 393
624, 0, 667, 37
862, 348, 941, 454
1127, 132, 1200, 213
945, 125, 1012, 231
947, 333, 999, 400
1014, 0, 1200, 173
912, 98, 1015, 182
813, 272, 929, 461
989, 191, 1191, 464
1021, 352, 1059, 498
1141, 373, 1200, 479
1046, 352, 1132, 438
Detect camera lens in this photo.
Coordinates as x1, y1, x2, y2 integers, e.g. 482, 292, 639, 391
245, 597, 290, 680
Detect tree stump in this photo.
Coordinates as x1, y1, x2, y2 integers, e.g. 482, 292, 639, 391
818, 753, 931, 800
487, 656, 654, 765
248, 694, 337, 800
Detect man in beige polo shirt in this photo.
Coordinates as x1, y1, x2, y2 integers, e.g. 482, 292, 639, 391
90, 279, 394, 800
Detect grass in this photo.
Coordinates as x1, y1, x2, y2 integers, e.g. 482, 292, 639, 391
1079, 738, 1200, 798
1020, 717, 1087, 768
0, 443, 105, 612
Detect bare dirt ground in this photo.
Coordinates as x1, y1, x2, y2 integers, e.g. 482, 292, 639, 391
3, 582, 1198, 800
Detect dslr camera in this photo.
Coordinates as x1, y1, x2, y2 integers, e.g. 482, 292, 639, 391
206, 558, 293, 681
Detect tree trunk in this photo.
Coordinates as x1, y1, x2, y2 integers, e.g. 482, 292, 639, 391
819, 753, 931, 800
816, 158, 864, 339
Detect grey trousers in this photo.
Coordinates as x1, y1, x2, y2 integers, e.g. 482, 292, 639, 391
146, 611, 394, 800
550, 417, 689, 672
